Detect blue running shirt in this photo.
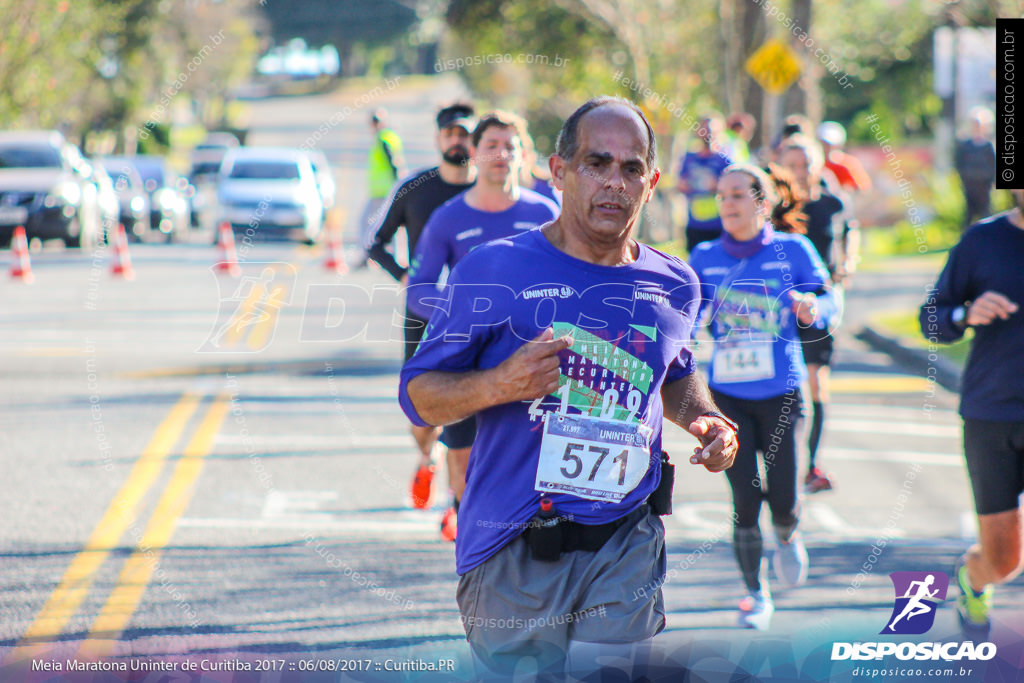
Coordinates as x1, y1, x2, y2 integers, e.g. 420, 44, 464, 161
689, 232, 835, 400
400, 229, 701, 574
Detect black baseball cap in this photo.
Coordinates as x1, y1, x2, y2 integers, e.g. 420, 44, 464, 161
436, 103, 477, 131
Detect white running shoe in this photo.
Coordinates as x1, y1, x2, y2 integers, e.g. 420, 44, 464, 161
737, 589, 774, 630
774, 531, 809, 587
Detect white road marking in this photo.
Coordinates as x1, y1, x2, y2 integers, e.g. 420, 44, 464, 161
215, 434, 412, 448
832, 403, 958, 422
825, 448, 961, 467
177, 515, 439, 536
803, 501, 905, 539
665, 502, 913, 542
826, 418, 960, 438
666, 501, 735, 540
262, 490, 340, 519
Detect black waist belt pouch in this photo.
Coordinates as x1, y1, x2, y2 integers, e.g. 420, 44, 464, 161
647, 451, 674, 516
525, 515, 630, 561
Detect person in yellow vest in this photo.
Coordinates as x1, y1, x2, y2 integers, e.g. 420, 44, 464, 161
360, 109, 406, 247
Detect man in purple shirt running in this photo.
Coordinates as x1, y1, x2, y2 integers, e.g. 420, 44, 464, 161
400, 96, 738, 679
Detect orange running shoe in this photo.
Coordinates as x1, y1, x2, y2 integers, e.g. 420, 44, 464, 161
803, 467, 834, 494
410, 463, 435, 509
440, 507, 458, 542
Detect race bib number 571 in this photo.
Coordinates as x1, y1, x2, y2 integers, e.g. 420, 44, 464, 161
535, 413, 652, 503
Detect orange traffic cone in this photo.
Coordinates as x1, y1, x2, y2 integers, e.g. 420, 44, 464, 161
9, 225, 33, 283
215, 221, 241, 277
323, 225, 348, 275
110, 223, 135, 280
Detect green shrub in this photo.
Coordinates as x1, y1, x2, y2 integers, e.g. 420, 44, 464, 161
136, 122, 171, 155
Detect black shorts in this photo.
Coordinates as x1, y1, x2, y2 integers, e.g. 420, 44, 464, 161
441, 416, 477, 449
403, 310, 428, 364
964, 419, 1024, 515
798, 324, 834, 366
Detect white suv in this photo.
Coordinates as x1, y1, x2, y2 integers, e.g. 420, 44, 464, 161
217, 147, 324, 244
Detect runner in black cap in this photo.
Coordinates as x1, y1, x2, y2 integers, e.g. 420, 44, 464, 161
365, 102, 477, 511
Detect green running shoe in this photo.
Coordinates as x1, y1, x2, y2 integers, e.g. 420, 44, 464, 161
955, 558, 992, 639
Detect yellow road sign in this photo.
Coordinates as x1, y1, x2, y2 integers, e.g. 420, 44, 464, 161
745, 39, 802, 95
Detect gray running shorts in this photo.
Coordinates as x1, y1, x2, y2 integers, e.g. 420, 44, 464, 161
456, 505, 666, 675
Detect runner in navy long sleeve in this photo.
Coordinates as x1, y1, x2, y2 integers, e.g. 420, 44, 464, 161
405, 111, 558, 540
400, 97, 737, 679
920, 191, 1024, 639
364, 103, 477, 511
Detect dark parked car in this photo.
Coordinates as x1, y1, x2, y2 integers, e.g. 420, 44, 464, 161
131, 155, 191, 242
97, 157, 151, 241
0, 131, 101, 248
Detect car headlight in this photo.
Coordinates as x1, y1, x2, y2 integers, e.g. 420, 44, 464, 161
45, 181, 81, 207
155, 189, 182, 212
130, 196, 146, 213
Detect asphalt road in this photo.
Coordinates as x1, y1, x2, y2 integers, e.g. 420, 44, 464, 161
1, 76, 1018, 682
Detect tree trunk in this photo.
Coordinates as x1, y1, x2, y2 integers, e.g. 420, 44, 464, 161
782, 0, 812, 118
720, 0, 769, 149
720, 0, 742, 115
740, 0, 767, 151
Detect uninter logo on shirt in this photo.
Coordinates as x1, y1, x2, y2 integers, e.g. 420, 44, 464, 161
761, 261, 790, 271
513, 221, 539, 230
455, 227, 483, 241
521, 287, 574, 300
634, 289, 670, 307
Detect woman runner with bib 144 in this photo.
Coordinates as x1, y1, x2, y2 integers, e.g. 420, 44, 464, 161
688, 164, 837, 631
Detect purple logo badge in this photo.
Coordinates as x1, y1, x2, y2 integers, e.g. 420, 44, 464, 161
881, 571, 949, 635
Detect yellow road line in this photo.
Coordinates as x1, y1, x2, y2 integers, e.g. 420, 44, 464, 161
17, 393, 202, 643
83, 395, 231, 652
246, 284, 287, 350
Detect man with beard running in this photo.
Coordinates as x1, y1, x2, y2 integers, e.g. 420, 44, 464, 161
365, 102, 478, 510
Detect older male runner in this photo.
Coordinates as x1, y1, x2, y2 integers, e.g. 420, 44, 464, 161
399, 96, 738, 679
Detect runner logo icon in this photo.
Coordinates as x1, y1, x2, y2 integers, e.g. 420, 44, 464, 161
880, 571, 949, 635
198, 262, 296, 353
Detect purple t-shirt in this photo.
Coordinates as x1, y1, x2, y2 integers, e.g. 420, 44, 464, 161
399, 229, 701, 574
678, 150, 732, 231
405, 189, 559, 319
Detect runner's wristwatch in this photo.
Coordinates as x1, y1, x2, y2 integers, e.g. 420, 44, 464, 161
701, 411, 739, 434
951, 305, 968, 330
